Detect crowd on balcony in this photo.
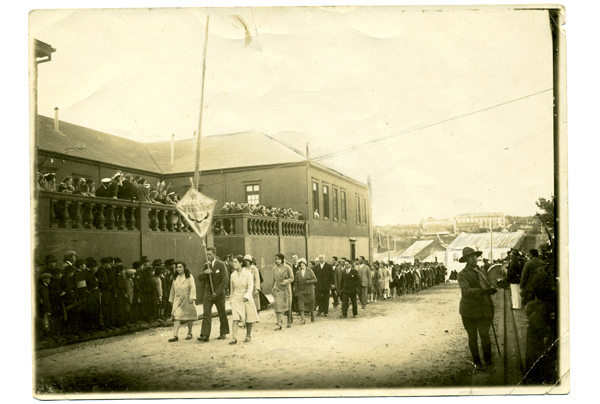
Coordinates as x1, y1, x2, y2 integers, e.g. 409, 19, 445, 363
37, 170, 182, 205
219, 201, 303, 220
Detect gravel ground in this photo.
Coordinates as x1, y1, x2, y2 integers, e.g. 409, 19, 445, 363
34, 282, 503, 397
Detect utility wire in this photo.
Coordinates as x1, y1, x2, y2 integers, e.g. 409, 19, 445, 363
177, 88, 553, 190
312, 88, 553, 162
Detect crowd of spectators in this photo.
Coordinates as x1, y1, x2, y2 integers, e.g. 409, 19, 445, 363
503, 244, 557, 384
37, 170, 181, 205
35, 251, 193, 344
219, 201, 303, 220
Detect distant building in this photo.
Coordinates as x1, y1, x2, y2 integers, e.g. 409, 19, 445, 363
454, 212, 507, 233
422, 217, 454, 235
445, 230, 525, 273
394, 224, 422, 237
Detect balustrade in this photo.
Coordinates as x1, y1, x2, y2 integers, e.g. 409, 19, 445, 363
38, 191, 189, 234
38, 191, 308, 237
212, 214, 306, 238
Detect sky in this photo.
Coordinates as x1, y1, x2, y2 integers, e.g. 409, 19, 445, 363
30, 6, 555, 225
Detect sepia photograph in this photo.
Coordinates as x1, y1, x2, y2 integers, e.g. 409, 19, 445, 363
25, 2, 573, 400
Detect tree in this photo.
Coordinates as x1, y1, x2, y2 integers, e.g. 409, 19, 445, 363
535, 195, 555, 231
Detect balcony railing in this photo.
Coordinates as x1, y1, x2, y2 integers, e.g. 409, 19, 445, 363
212, 214, 307, 237
36, 190, 194, 233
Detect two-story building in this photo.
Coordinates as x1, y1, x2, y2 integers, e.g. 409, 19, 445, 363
35, 114, 372, 291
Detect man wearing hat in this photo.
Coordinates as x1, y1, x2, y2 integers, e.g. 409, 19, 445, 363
37, 272, 53, 338
63, 251, 78, 269
519, 249, 546, 306
95, 178, 112, 198
506, 249, 524, 309
457, 247, 498, 371
42, 173, 57, 191
97, 257, 115, 329
41, 255, 58, 276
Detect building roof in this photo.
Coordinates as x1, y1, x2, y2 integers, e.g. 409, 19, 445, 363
36, 115, 337, 178
396, 240, 444, 258
455, 212, 504, 218
144, 131, 307, 174
37, 115, 160, 173
446, 231, 525, 250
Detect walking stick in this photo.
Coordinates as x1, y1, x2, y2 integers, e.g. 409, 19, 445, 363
488, 294, 502, 358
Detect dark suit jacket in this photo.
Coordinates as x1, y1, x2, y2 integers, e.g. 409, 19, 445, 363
313, 263, 334, 292
356, 264, 371, 287
457, 265, 493, 318
117, 180, 135, 201
340, 268, 361, 294
333, 264, 343, 290
95, 184, 110, 198
199, 259, 228, 297
520, 257, 545, 291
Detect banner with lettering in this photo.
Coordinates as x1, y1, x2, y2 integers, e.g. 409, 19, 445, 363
175, 188, 216, 238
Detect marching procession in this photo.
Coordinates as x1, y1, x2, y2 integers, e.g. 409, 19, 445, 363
35, 248, 450, 347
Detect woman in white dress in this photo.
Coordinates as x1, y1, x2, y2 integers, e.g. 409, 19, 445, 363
229, 255, 260, 344
381, 264, 391, 300
168, 262, 197, 342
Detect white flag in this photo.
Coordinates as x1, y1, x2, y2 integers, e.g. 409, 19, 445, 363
175, 188, 216, 238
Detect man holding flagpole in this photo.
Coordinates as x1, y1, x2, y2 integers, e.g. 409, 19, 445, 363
197, 247, 230, 342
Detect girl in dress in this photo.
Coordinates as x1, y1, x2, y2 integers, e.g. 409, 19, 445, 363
228, 255, 260, 344
168, 262, 197, 342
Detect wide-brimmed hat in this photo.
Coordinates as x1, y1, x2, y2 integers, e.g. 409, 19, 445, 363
243, 254, 253, 262
458, 247, 483, 263
45, 254, 57, 263
39, 273, 52, 281
125, 269, 137, 277
152, 259, 162, 266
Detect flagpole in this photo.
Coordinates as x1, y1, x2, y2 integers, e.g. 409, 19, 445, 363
194, 15, 210, 191
490, 220, 493, 262
193, 15, 214, 297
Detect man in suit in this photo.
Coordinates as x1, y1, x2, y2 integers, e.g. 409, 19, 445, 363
331, 256, 343, 308
313, 254, 334, 316
290, 253, 300, 314
339, 258, 361, 318
356, 256, 371, 309
457, 247, 497, 371
198, 247, 230, 342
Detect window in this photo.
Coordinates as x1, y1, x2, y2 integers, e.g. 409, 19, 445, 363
341, 190, 347, 221
322, 184, 329, 219
312, 181, 320, 218
356, 195, 361, 224
361, 198, 367, 225
245, 184, 260, 205
453, 253, 459, 262
332, 188, 339, 220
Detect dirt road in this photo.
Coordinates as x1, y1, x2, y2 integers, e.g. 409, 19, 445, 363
35, 283, 503, 397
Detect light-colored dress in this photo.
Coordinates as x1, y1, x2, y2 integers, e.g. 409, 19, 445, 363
230, 268, 259, 323
169, 274, 197, 321
382, 267, 391, 292
272, 264, 294, 313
